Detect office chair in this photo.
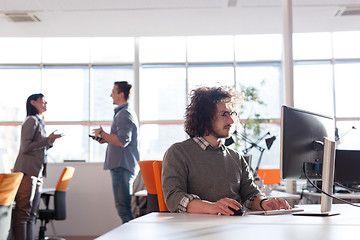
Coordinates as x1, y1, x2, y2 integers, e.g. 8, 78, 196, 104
0, 172, 24, 240
37, 166, 75, 240
138, 161, 160, 213
152, 161, 169, 212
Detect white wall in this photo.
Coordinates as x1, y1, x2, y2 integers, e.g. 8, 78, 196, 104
35, 162, 124, 237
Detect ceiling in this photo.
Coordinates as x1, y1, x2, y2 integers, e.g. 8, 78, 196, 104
0, 0, 359, 37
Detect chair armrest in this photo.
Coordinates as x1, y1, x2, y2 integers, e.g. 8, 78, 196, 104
40, 193, 54, 210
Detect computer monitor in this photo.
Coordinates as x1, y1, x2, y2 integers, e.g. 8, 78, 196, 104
335, 149, 360, 188
280, 106, 337, 215
280, 106, 335, 180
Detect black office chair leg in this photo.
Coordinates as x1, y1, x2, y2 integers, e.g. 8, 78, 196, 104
38, 220, 48, 240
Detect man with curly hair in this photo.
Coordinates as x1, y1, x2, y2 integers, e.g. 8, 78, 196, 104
162, 86, 291, 215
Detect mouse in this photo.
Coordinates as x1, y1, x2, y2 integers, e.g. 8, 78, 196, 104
229, 207, 245, 216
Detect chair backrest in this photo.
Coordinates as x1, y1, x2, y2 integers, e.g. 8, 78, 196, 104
138, 160, 161, 213
55, 166, 75, 192
54, 167, 75, 220
0, 172, 23, 240
138, 161, 158, 195
153, 161, 168, 212
0, 172, 24, 205
257, 169, 281, 185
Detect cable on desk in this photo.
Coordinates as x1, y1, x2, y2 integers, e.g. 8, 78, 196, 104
303, 165, 360, 208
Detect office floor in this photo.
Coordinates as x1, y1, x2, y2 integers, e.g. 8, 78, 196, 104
58, 236, 98, 240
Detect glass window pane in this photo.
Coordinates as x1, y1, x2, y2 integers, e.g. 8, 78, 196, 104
0, 66, 41, 121
42, 38, 90, 63
336, 121, 360, 150
140, 37, 186, 63
334, 62, 360, 117
187, 36, 234, 62
46, 125, 89, 162
188, 64, 234, 92
227, 123, 280, 169
91, 125, 111, 162
333, 31, 360, 59
235, 34, 282, 61
91, 66, 134, 121
0, 38, 41, 63
293, 32, 332, 60
140, 124, 187, 160
236, 64, 282, 119
42, 66, 90, 121
91, 37, 134, 63
294, 62, 334, 116
0, 126, 21, 172
140, 65, 186, 121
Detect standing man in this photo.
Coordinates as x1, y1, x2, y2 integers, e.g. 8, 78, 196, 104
93, 81, 139, 223
162, 86, 291, 215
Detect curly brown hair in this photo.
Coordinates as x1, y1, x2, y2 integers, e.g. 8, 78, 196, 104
184, 86, 242, 138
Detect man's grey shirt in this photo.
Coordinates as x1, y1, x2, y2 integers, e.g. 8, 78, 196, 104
104, 103, 139, 173
162, 138, 261, 212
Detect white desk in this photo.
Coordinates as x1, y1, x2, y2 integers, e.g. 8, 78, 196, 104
96, 204, 360, 240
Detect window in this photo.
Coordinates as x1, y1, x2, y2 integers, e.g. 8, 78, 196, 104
42, 38, 90, 63
235, 34, 282, 61
91, 65, 134, 121
0, 38, 41, 64
187, 36, 234, 62
140, 37, 186, 63
140, 124, 186, 160
294, 62, 334, 116
334, 61, 360, 118
140, 65, 186, 121
293, 32, 332, 60
188, 64, 235, 92
43, 66, 90, 121
333, 32, 360, 59
1, 32, 360, 171
91, 37, 134, 63
0, 66, 41, 121
236, 63, 282, 119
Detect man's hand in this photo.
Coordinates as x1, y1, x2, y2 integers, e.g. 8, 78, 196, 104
260, 197, 292, 211
93, 127, 103, 137
212, 198, 243, 216
187, 198, 243, 216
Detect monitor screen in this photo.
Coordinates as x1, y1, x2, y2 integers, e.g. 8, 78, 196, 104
335, 149, 360, 186
280, 106, 335, 180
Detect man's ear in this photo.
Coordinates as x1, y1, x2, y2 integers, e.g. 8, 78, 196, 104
30, 100, 36, 106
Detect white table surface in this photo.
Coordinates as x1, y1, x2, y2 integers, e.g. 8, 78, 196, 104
96, 204, 360, 240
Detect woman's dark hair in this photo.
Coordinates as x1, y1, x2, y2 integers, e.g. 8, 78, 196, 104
114, 81, 132, 101
26, 93, 44, 116
184, 86, 242, 138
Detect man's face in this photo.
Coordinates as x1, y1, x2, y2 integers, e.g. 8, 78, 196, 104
211, 101, 236, 139
110, 85, 122, 105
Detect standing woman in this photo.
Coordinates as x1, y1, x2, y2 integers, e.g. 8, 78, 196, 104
12, 93, 62, 240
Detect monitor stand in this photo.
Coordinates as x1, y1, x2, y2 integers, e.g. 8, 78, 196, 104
294, 137, 340, 217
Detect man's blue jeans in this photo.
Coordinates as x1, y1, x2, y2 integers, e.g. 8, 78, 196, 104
110, 167, 134, 224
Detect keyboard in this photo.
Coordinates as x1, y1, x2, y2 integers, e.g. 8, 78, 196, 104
245, 208, 304, 216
